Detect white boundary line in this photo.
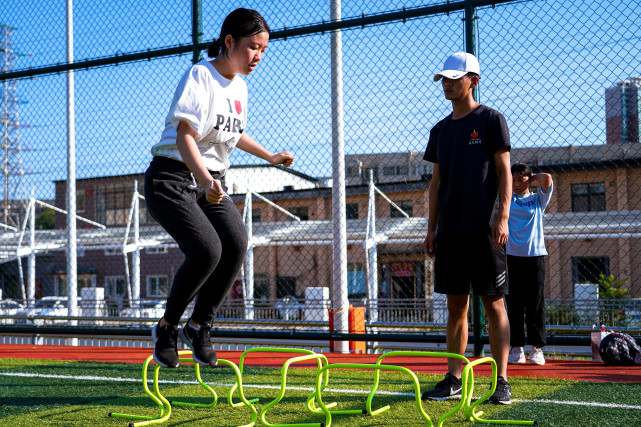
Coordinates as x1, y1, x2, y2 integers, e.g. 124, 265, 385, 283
2, 371, 641, 411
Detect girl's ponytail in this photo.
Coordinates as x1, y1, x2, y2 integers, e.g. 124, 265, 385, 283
207, 38, 221, 57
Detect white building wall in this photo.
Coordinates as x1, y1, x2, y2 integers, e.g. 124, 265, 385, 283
225, 166, 319, 194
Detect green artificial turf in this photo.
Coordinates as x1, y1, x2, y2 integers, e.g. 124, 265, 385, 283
0, 358, 640, 426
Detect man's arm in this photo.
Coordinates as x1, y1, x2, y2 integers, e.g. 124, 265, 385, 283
425, 163, 439, 258
492, 148, 512, 249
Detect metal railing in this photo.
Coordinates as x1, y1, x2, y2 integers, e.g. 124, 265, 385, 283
4, 297, 638, 332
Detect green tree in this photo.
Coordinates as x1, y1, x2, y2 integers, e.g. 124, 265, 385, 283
595, 273, 629, 300
594, 274, 631, 327
35, 208, 55, 230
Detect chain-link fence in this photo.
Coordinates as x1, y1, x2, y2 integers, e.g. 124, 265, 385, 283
1, 0, 640, 345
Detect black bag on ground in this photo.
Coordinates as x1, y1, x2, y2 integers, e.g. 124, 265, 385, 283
599, 332, 641, 366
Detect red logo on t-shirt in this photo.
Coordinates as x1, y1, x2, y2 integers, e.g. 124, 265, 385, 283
470, 129, 481, 145
234, 100, 242, 115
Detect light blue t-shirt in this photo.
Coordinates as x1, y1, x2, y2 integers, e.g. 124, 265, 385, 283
506, 183, 553, 257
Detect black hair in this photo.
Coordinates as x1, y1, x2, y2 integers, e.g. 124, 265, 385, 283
207, 8, 270, 58
511, 163, 533, 178
466, 72, 480, 80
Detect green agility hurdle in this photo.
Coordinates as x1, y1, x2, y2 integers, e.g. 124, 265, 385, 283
306, 351, 472, 425
228, 347, 318, 407
369, 351, 473, 425
228, 347, 339, 427
313, 362, 431, 427
461, 356, 537, 426
108, 354, 171, 427
312, 351, 537, 427
371, 351, 536, 426
258, 352, 335, 427
108, 350, 258, 427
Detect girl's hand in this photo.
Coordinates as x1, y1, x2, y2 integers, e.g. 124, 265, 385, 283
205, 179, 224, 204
270, 151, 295, 167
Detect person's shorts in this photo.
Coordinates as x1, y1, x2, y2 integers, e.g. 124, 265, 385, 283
434, 229, 508, 296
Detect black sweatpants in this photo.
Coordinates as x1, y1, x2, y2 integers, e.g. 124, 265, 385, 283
506, 255, 547, 348
144, 156, 248, 326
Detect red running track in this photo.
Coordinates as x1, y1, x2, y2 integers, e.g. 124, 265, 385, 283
0, 344, 639, 383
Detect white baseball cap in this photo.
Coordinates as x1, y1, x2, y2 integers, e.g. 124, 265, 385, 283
433, 52, 480, 81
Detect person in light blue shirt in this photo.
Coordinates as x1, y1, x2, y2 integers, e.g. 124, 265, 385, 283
506, 163, 553, 366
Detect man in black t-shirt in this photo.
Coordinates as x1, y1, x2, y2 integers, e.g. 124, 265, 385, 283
421, 52, 513, 405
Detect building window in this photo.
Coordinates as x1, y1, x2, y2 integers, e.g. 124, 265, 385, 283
254, 274, 269, 300
346, 203, 359, 220
291, 207, 309, 221
96, 184, 131, 226
391, 201, 413, 218
382, 166, 396, 176
147, 275, 169, 297
77, 191, 85, 213
573, 257, 609, 284
414, 164, 429, 176
276, 276, 296, 298
346, 166, 360, 177
361, 167, 378, 182
104, 247, 123, 256
145, 246, 168, 254
56, 275, 93, 297
138, 198, 156, 225
252, 209, 261, 223
382, 165, 409, 176
347, 263, 366, 297
105, 276, 126, 298
571, 183, 605, 212
56, 276, 67, 297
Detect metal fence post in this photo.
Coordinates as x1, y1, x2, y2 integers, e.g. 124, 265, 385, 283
132, 181, 140, 308
330, 0, 349, 353
244, 191, 255, 320
28, 195, 35, 306
191, 0, 202, 64
465, 0, 485, 357
366, 170, 379, 325
65, 0, 78, 329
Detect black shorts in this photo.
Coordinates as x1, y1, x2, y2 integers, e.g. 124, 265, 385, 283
434, 229, 508, 296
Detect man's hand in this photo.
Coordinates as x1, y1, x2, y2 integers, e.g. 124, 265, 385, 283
424, 230, 437, 258
491, 217, 509, 250
270, 151, 295, 167
205, 179, 224, 204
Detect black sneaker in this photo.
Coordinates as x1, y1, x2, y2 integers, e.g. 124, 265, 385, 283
421, 373, 462, 400
487, 376, 512, 404
151, 323, 179, 368
179, 322, 218, 366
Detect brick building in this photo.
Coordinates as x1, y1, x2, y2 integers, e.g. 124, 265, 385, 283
37, 144, 641, 308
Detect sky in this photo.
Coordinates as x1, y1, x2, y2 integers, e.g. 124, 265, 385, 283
1, 0, 640, 200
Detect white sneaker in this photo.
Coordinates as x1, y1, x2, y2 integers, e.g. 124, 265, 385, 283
508, 346, 525, 364
530, 347, 545, 365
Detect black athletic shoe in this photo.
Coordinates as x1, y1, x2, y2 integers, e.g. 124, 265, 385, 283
487, 376, 512, 404
179, 322, 218, 366
152, 323, 179, 368
421, 373, 463, 401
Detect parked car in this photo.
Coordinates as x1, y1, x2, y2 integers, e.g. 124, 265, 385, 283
0, 299, 26, 325
15, 296, 71, 325
275, 296, 304, 320
119, 300, 166, 319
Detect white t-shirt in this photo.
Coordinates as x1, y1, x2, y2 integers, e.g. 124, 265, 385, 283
151, 59, 248, 175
